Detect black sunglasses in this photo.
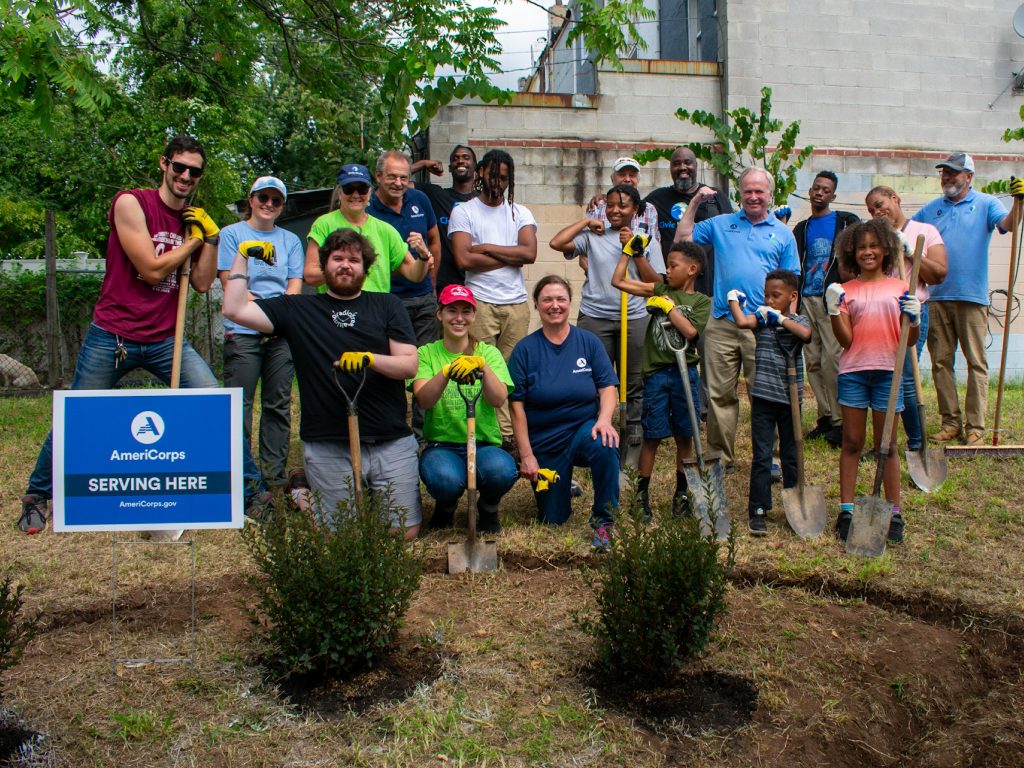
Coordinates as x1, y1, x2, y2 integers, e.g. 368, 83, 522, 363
166, 158, 205, 178
341, 183, 370, 195
255, 192, 284, 206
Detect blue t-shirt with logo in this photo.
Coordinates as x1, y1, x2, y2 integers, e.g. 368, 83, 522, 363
912, 189, 1007, 305
801, 211, 836, 297
367, 187, 438, 299
508, 325, 618, 455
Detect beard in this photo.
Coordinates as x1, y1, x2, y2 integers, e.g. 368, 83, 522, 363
325, 270, 366, 297
942, 181, 967, 199
673, 175, 695, 194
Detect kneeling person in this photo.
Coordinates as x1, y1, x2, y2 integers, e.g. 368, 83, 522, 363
223, 229, 422, 538
412, 285, 518, 533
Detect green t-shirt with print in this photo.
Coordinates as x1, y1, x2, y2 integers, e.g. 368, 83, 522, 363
413, 340, 513, 446
642, 285, 711, 374
307, 211, 408, 293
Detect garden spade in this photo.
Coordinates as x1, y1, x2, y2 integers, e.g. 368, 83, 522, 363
896, 249, 947, 491
848, 237, 923, 557
779, 340, 826, 538
332, 360, 369, 501
661, 320, 729, 540
448, 373, 498, 574
618, 289, 629, 483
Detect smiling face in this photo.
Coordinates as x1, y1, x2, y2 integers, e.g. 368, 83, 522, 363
940, 167, 971, 201
854, 230, 885, 276
740, 171, 772, 222
248, 190, 284, 229
160, 151, 204, 202
376, 156, 410, 206
449, 147, 476, 184
865, 191, 901, 226
339, 181, 370, 216
670, 147, 698, 193
535, 282, 571, 329
604, 191, 637, 229
439, 301, 476, 341
323, 245, 366, 296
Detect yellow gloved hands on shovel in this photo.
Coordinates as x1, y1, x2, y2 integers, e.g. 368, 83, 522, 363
622, 231, 650, 258
334, 352, 374, 372
238, 240, 276, 266
1009, 176, 1024, 198
446, 355, 486, 384
535, 468, 559, 492
182, 207, 220, 244
645, 295, 675, 316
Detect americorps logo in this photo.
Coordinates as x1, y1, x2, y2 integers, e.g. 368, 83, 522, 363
131, 411, 164, 445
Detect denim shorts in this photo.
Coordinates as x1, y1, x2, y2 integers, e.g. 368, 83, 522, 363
641, 364, 701, 440
837, 370, 904, 412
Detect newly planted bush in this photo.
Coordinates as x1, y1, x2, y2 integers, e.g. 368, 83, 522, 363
581, 508, 736, 683
242, 491, 421, 678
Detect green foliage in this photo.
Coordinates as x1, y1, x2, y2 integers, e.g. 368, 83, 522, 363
0, 267, 101, 324
0, 574, 38, 683
580, 510, 736, 683
242, 492, 422, 678
634, 86, 814, 205
109, 708, 179, 744
565, 0, 655, 70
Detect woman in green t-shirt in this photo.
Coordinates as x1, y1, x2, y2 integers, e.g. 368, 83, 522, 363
412, 285, 519, 532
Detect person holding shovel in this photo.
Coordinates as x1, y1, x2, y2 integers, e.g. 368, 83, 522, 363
726, 270, 811, 535
827, 219, 920, 544
412, 284, 518, 533
223, 228, 422, 539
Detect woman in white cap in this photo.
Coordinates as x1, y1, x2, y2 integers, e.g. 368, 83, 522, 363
217, 176, 305, 490
412, 284, 518, 532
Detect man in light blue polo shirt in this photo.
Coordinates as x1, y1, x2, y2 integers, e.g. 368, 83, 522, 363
913, 152, 1014, 446
677, 167, 800, 467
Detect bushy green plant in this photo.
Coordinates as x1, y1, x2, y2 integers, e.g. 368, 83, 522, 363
242, 492, 422, 678
0, 574, 38, 684
580, 508, 736, 683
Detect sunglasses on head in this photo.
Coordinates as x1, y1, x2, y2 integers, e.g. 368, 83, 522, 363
342, 183, 370, 195
166, 158, 205, 178
254, 192, 283, 206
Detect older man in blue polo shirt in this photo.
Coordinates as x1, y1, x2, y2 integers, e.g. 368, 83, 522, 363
912, 152, 1015, 446
677, 167, 800, 468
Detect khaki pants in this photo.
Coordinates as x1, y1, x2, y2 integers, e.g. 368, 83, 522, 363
470, 299, 531, 437
703, 315, 756, 467
927, 300, 988, 435
801, 297, 842, 428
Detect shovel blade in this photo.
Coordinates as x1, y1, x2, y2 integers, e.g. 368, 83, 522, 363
683, 458, 730, 541
781, 484, 827, 538
847, 495, 892, 557
905, 448, 947, 492
447, 539, 498, 574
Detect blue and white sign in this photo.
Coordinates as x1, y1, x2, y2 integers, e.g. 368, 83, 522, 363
52, 389, 244, 532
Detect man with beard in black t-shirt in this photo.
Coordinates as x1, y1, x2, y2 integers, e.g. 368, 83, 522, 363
222, 228, 422, 538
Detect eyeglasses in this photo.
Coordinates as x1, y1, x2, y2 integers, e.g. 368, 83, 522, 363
382, 173, 409, 184
342, 183, 370, 195
255, 192, 284, 207
166, 159, 204, 178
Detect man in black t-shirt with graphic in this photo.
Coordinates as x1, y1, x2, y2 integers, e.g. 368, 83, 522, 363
222, 228, 422, 538
412, 145, 479, 293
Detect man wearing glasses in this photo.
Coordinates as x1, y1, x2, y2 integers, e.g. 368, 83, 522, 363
18, 135, 268, 533
217, 177, 304, 490
304, 164, 431, 292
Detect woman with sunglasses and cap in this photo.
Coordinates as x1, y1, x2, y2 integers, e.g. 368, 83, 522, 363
412, 284, 518, 533
217, 176, 305, 490
304, 163, 430, 293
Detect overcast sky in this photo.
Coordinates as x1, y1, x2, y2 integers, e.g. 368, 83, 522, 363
487, 0, 553, 90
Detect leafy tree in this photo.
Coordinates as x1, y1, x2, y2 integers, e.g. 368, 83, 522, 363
565, 0, 656, 69
634, 86, 814, 206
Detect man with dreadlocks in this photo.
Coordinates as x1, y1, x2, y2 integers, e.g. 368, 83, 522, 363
448, 149, 538, 442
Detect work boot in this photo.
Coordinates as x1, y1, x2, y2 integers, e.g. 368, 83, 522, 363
929, 424, 963, 443
825, 425, 843, 449
806, 417, 832, 440
477, 501, 501, 535
965, 430, 986, 447
19, 494, 48, 535
428, 501, 457, 530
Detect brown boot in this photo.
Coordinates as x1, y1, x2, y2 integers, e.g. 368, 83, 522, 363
929, 424, 963, 443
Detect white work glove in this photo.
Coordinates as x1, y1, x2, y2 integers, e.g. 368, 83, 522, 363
755, 305, 783, 327
825, 283, 846, 316
726, 289, 747, 310
898, 290, 921, 327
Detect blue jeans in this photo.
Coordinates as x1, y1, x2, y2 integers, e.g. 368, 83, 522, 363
420, 443, 518, 507
900, 304, 929, 450
27, 323, 265, 499
749, 396, 797, 514
532, 420, 619, 527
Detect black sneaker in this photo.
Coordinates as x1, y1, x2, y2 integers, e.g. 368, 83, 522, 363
825, 425, 843, 449
835, 510, 853, 541
477, 502, 501, 535
672, 492, 691, 518
806, 417, 832, 440
428, 502, 456, 530
748, 508, 768, 536
18, 494, 49, 534
887, 513, 905, 544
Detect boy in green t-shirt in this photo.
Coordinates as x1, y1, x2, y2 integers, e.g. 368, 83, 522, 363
612, 242, 711, 518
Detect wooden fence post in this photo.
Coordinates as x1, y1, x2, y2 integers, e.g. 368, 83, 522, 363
44, 210, 60, 388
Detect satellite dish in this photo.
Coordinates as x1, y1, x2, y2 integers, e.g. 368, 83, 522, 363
1014, 4, 1024, 38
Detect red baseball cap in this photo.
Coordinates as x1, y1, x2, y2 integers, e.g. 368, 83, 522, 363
438, 284, 476, 307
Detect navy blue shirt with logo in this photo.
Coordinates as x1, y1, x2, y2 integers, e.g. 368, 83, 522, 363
367, 187, 438, 299
420, 182, 476, 292
508, 325, 618, 455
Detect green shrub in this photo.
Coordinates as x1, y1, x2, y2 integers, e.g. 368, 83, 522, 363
581, 509, 736, 683
0, 575, 38, 685
242, 492, 422, 678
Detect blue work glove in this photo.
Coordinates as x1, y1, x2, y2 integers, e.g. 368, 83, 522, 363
898, 290, 921, 327
773, 205, 792, 223
756, 305, 783, 327
825, 283, 846, 316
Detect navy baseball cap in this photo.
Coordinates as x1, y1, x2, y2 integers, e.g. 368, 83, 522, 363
337, 164, 372, 186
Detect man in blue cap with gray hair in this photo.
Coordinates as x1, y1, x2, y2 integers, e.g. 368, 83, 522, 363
217, 176, 305, 489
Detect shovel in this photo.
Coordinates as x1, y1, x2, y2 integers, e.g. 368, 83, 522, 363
895, 248, 947, 491
779, 340, 827, 538
618, 290, 629, 480
332, 362, 369, 502
847, 237, 923, 557
448, 372, 498, 574
661, 320, 729, 540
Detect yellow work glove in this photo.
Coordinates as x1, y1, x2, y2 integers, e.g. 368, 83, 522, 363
181, 207, 220, 243
1009, 176, 1024, 198
645, 295, 675, 316
448, 355, 486, 383
238, 240, 276, 266
334, 352, 374, 372
622, 232, 650, 257
536, 468, 559, 492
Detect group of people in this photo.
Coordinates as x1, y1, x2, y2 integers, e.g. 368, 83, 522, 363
16, 135, 1018, 550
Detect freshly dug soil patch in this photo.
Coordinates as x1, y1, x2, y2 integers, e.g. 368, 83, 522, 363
0, 724, 34, 765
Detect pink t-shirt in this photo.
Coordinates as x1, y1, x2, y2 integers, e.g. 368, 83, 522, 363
92, 188, 187, 342
838, 276, 909, 375
890, 220, 943, 303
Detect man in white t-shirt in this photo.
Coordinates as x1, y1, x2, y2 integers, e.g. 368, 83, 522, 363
448, 149, 538, 440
